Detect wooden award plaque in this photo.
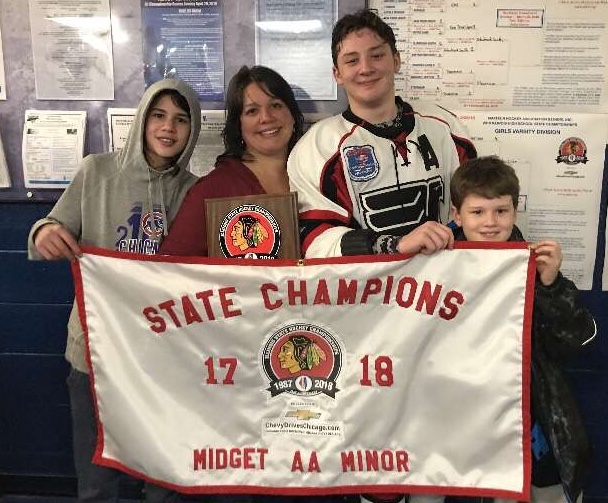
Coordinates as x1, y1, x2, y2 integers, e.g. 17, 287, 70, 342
205, 192, 301, 259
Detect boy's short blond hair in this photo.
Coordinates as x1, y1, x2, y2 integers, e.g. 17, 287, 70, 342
451, 155, 520, 210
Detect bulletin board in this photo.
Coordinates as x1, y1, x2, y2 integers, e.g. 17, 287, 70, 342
0, 0, 363, 202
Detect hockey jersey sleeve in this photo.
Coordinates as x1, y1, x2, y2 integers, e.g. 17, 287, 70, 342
437, 106, 477, 165
287, 117, 357, 258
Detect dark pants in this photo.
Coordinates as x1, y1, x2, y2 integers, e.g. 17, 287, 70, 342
67, 368, 179, 502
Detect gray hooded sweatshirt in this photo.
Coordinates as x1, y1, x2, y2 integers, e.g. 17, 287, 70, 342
27, 78, 202, 372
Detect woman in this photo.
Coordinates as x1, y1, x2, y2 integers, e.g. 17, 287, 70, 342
159, 65, 304, 256
162, 67, 354, 503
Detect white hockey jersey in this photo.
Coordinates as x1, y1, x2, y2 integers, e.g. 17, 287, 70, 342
287, 98, 477, 258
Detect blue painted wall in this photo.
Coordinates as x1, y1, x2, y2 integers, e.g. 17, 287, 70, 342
1, 201, 607, 501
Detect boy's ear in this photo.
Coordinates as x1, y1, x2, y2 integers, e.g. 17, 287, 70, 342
451, 204, 461, 226
333, 65, 342, 85
393, 51, 402, 73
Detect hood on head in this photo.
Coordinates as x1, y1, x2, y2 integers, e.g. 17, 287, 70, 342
119, 78, 202, 174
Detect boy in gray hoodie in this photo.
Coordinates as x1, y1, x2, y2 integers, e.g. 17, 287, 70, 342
28, 78, 201, 502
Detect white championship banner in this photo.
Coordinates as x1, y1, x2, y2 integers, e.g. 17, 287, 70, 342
72, 244, 535, 498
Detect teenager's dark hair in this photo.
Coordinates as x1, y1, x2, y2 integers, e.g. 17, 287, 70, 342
331, 9, 398, 66
450, 156, 520, 210
218, 65, 304, 162
149, 89, 191, 118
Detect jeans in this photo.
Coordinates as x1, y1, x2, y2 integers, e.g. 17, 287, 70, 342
67, 368, 179, 503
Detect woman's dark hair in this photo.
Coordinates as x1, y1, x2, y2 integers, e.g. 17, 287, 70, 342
149, 89, 191, 118
218, 65, 304, 162
331, 9, 398, 67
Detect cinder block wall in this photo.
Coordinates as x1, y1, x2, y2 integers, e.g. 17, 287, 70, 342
1, 202, 73, 482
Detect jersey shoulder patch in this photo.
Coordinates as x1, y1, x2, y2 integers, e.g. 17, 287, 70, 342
342, 144, 379, 182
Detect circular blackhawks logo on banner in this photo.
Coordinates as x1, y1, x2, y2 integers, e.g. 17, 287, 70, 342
218, 204, 281, 259
261, 323, 343, 398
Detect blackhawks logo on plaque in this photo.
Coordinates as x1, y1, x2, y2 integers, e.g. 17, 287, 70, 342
218, 204, 281, 259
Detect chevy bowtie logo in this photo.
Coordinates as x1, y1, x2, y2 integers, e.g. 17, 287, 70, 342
286, 410, 321, 420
